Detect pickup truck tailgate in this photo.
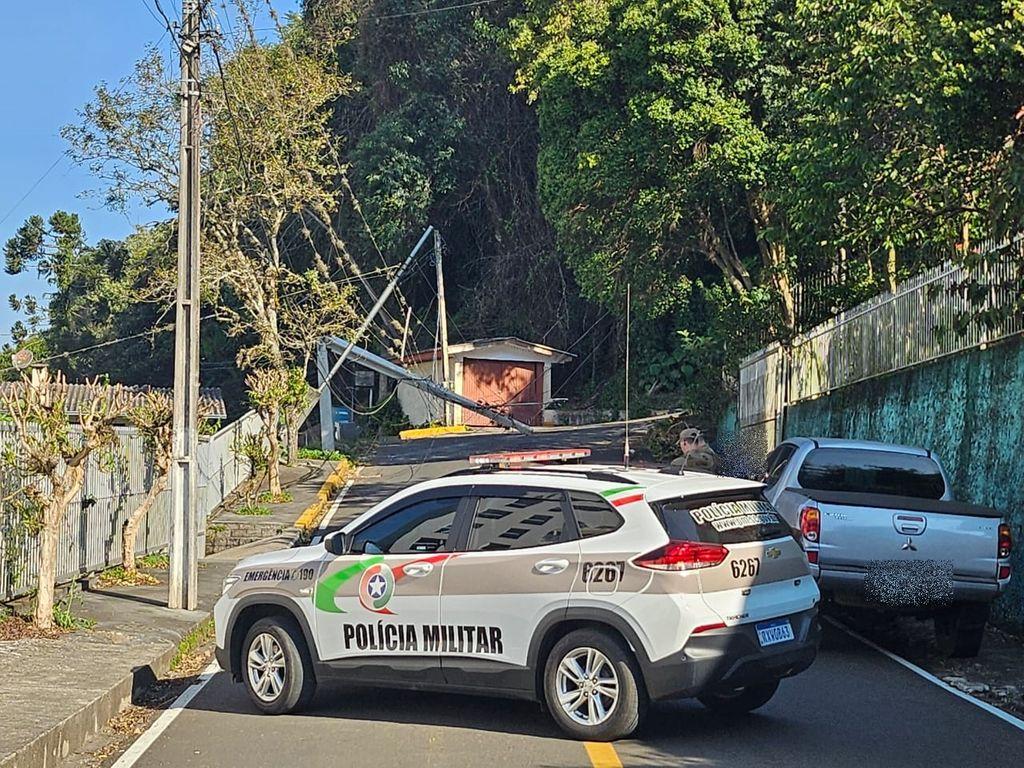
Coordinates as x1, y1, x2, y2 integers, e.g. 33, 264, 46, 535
808, 490, 1001, 581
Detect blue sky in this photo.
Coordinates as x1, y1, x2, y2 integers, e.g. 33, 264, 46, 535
0, 1, 298, 338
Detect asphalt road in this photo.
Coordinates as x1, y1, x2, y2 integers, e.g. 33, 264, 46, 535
121, 425, 1024, 767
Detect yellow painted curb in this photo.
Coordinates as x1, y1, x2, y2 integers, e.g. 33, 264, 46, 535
399, 424, 470, 440
294, 458, 353, 531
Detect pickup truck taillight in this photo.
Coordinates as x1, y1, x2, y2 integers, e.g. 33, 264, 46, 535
634, 540, 728, 571
998, 523, 1013, 559
799, 506, 821, 543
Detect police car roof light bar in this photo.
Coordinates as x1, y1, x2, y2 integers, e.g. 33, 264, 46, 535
468, 448, 592, 469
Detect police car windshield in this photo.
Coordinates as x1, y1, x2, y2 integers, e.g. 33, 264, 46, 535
654, 492, 792, 545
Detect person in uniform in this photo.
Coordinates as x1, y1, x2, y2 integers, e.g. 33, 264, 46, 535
669, 427, 720, 474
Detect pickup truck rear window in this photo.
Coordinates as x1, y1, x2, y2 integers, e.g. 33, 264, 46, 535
797, 448, 946, 499
655, 494, 792, 544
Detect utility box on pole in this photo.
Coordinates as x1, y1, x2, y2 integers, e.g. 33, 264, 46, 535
169, 0, 202, 611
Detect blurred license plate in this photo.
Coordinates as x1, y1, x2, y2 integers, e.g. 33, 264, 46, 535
756, 619, 794, 647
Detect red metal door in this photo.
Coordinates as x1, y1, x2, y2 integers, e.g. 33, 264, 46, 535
461, 359, 543, 426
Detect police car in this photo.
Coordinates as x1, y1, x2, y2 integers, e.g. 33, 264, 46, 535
214, 461, 820, 741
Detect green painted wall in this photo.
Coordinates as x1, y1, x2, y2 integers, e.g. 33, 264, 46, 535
784, 335, 1024, 628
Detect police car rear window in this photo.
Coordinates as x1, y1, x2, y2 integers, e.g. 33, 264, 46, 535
655, 494, 792, 545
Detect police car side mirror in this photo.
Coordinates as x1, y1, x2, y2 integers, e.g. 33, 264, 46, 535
325, 531, 352, 556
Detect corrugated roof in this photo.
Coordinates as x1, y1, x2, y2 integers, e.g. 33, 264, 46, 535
0, 382, 227, 420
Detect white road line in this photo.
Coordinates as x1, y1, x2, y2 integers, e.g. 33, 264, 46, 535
827, 616, 1024, 733
110, 661, 221, 768
309, 469, 361, 544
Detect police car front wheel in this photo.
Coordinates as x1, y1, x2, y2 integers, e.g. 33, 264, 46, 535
242, 616, 316, 714
543, 628, 647, 741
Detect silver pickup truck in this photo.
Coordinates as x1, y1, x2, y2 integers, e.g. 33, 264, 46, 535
762, 437, 1012, 657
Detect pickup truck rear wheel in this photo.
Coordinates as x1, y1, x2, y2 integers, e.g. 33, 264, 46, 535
934, 603, 989, 658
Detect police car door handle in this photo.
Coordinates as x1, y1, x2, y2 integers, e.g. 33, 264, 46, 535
533, 559, 569, 575
404, 562, 434, 578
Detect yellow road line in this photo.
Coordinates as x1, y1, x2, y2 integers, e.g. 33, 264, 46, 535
584, 742, 623, 768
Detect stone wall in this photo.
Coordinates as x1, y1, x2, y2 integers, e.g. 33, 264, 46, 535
205, 518, 289, 555
784, 335, 1024, 628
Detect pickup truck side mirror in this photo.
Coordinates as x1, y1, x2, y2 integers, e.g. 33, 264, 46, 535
325, 531, 353, 556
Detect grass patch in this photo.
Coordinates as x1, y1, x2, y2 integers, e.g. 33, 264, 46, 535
236, 505, 271, 516
97, 566, 160, 587
298, 447, 353, 462
52, 585, 95, 631
171, 617, 215, 671
258, 490, 293, 504
137, 551, 170, 569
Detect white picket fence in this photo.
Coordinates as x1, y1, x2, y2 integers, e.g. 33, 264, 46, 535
739, 236, 1024, 444
0, 410, 263, 601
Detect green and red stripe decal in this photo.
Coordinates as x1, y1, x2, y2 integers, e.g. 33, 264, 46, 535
314, 553, 455, 614
600, 485, 645, 507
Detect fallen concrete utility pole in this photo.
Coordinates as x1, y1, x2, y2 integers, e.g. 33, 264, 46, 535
320, 337, 534, 441
314, 226, 433, 449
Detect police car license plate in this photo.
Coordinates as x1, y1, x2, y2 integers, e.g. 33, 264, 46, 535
756, 619, 794, 647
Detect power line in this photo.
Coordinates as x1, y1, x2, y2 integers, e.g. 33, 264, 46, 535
0, 157, 65, 228
372, 0, 500, 21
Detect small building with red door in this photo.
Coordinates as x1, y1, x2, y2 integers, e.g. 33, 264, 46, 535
394, 337, 573, 428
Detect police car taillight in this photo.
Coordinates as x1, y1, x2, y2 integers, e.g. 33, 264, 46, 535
634, 540, 728, 571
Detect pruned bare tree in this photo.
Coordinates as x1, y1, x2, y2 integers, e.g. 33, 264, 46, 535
0, 369, 132, 629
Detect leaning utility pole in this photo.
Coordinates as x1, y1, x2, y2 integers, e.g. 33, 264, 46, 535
168, 0, 202, 610
434, 230, 452, 426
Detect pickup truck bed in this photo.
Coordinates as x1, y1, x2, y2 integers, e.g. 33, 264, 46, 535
763, 437, 1012, 657
779, 487, 1004, 605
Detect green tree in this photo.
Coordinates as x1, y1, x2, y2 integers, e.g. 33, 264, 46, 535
63, 3, 361, 477
778, 0, 1024, 285
509, 0, 797, 332
304, 0, 605, 359
3, 212, 179, 386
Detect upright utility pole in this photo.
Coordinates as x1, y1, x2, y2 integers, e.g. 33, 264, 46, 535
434, 230, 452, 426
623, 284, 631, 468
169, 0, 202, 610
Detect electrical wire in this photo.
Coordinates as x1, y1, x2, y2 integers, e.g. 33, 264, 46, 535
372, 0, 500, 21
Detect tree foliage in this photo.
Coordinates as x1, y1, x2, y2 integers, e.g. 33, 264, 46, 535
778, 0, 1024, 279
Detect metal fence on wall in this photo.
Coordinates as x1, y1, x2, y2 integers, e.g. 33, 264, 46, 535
0, 409, 263, 601
739, 236, 1024, 441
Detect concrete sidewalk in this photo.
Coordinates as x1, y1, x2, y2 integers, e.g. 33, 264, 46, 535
0, 458, 346, 768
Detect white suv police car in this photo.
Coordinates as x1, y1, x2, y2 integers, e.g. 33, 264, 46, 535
214, 464, 820, 740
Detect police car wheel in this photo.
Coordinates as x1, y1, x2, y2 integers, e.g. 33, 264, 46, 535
698, 679, 780, 714
544, 629, 647, 741
242, 617, 316, 714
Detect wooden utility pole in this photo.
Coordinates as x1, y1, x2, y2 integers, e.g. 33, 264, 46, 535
169, 0, 202, 610
434, 230, 452, 426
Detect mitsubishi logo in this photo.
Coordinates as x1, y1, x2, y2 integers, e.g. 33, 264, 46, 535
901, 537, 917, 552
